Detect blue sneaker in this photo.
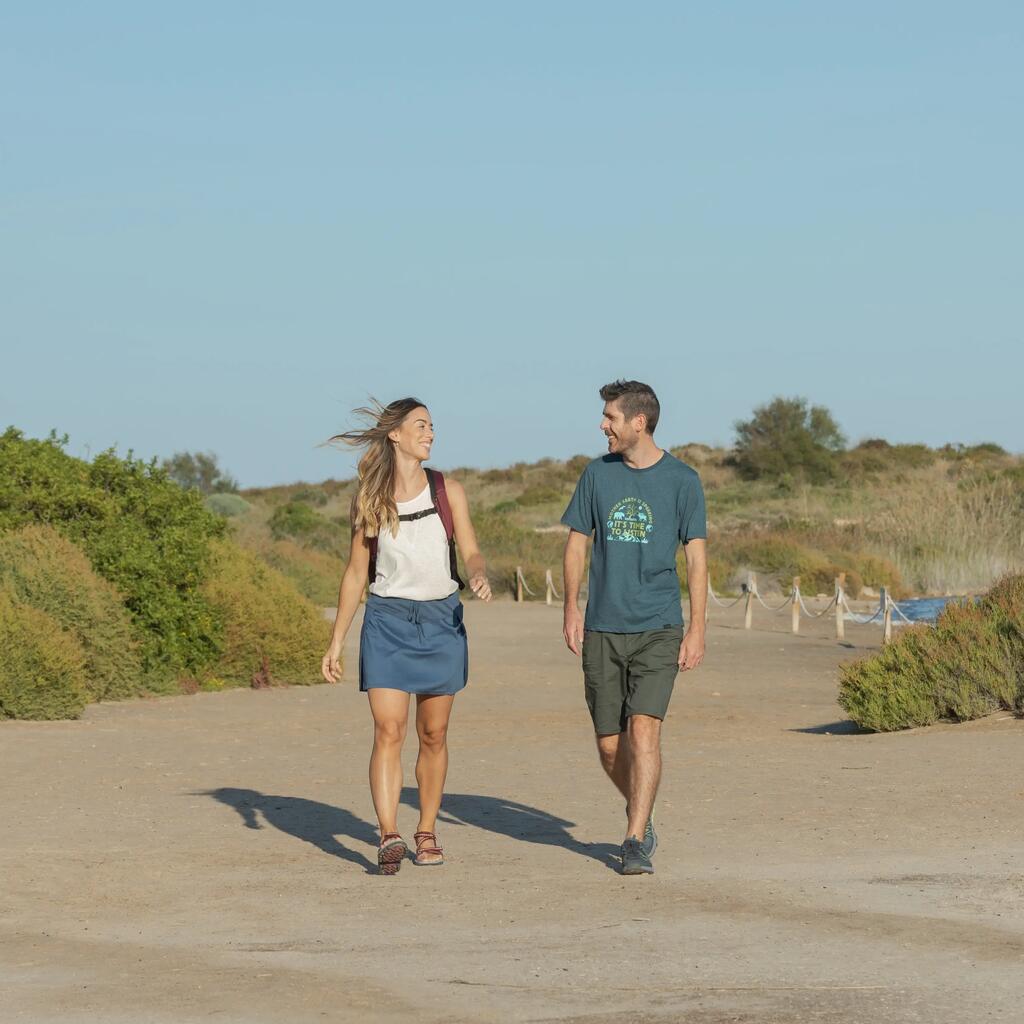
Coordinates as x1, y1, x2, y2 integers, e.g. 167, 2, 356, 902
626, 805, 657, 859
620, 836, 654, 875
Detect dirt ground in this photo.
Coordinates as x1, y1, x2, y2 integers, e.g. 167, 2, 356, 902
2, 601, 1022, 1024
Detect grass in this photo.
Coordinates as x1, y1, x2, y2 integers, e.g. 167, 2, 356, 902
232, 443, 1023, 601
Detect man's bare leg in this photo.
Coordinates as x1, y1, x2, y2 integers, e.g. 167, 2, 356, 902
624, 714, 661, 841
595, 731, 630, 802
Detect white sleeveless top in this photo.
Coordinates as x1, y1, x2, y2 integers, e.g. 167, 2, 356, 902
369, 484, 459, 601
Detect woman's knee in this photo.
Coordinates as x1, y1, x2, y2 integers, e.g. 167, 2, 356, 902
418, 722, 448, 752
374, 719, 406, 746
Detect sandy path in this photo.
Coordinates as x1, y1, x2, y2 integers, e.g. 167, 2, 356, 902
2, 602, 1022, 1023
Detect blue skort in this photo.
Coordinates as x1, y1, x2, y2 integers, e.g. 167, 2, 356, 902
359, 592, 468, 695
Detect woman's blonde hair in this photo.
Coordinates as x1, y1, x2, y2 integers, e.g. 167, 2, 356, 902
327, 397, 427, 538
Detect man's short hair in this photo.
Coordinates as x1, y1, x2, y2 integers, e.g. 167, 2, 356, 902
599, 380, 660, 434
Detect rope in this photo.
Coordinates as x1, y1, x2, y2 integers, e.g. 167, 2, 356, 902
545, 569, 562, 601
890, 599, 916, 624
797, 593, 839, 618
754, 591, 794, 612
516, 567, 536, 597
707, 583, 746, 608
840, 594, 885, 625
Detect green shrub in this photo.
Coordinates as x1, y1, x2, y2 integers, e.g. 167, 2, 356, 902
201, 539, 329, 685
0, 525, 142, 701
469, 510, 566, 598
205, 493, 252, 518
247, 537, 344, 606
0, 586, 89, 720
733, 397, 845, 483
161, 450, 238, 494
716, 534, 849, 595
0, 428, 225, 678
517, 484, 566, 507
290, 486, 328, 507
839, 573, 1024, 730
267, 501, 346, 556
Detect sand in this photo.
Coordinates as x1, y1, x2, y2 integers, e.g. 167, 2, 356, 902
2, 601, 1022, 1023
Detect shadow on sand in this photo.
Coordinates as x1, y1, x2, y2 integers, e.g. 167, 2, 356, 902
790, 720, 870, 735
201, 786, 619, 872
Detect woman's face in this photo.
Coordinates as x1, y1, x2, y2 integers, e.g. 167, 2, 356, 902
390, 406, 434, 462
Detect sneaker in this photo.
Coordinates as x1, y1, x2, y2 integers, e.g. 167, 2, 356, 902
642, 812, 658, 859
626, 805, 658, 859
620, 836, 654, 875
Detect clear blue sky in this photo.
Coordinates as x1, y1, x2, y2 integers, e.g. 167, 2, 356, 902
2, 3, 1021, 487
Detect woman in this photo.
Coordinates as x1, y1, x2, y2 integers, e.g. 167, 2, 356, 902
321, 398, 491, 875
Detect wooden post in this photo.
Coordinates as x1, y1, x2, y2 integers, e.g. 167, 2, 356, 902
744, 572, 755, 630
545, 569, 554, 606
516, 566, 524, 603
835, 573, 846, 640
791, 576, 800, 634
881, 587, 893, 644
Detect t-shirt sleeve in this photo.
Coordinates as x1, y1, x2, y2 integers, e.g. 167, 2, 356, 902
561, 465, 596, 536
679, 473, 707, 543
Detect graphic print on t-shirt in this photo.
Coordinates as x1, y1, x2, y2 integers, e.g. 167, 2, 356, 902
606, 497, 655, 544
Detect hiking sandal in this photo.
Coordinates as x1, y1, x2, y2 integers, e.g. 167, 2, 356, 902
378, 833, 407, 875
412, 831, 444, 866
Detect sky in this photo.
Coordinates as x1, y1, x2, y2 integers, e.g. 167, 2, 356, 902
2, 3, 1021, 487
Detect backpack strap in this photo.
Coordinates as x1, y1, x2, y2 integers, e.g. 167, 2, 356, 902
365, 471, 464, 590
367, 532, 379, 586
426, 469, 465, 591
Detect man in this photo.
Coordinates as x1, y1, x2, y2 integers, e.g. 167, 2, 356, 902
561, 380, 707, 875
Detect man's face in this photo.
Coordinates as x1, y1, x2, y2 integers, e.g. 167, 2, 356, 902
600, 400, 643, 454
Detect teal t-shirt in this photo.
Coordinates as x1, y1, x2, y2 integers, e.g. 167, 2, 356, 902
561, 452, 707, 633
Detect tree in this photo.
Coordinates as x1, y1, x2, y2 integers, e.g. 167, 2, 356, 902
161, 451, 239, 495
733, 397, 846, 483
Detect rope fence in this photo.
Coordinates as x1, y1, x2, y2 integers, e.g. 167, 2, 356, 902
513, 565, 925, 645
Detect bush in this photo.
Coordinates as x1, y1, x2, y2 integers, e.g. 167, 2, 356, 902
205, 493, 252, 518
716, 534, 853, 595
201, 539, 330, 685
0, 428, 226, 678
0, 526, 143, 701
246, 536, 344, 606
268, 501, 346, 556
734, 397, 845, 483
290, 486, 329, 507
518, 484, 566, 507
161, 451, 239, 494
0, 587, 89, 720
838, 573, 1024, 731
269, 501, 323, 539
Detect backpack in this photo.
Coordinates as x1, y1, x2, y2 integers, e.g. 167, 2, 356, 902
367, 469, 465, 590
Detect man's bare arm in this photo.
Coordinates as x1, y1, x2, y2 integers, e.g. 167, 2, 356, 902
562, 529, 588, 656
680, 538, 707, 671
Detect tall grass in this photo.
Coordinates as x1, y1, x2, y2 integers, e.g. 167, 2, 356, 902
866, 472, 1024, 593
240, 446, 1024, 600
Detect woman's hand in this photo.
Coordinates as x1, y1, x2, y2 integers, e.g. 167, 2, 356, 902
321, 640, 343, 683
469, 573, 492, 602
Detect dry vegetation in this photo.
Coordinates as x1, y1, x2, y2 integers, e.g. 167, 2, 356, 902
228, 442, 1024, 602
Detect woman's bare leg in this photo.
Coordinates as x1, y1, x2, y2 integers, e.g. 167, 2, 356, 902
414, 693, 455, 860
368, 688, 411, 835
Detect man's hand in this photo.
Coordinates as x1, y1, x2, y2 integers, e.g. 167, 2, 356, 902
678, 629, 705, 671
564, 605, 584, 656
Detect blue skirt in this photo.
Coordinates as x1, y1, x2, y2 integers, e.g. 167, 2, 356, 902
359, 592, 468, 695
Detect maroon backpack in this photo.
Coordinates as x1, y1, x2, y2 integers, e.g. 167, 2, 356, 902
367, 469, 464, 590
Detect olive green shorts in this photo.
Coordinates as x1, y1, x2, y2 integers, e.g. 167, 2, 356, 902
581, 626, 685, 736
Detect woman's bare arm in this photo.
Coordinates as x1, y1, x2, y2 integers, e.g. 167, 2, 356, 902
321, 526, 372, 682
